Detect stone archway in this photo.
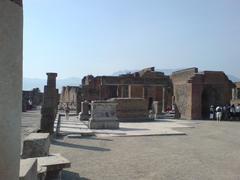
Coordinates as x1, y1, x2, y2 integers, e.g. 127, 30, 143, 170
201, 87, 218, 119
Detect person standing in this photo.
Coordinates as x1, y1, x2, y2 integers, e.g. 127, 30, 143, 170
230, 104, 236, 120
236, 104, 240, 120
209, 105, 215, 120
216, 106, 222, 122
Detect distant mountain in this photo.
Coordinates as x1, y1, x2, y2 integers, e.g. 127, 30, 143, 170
23, 77, 81, 92
112, 68, 180, 76
227, 75, 240, 82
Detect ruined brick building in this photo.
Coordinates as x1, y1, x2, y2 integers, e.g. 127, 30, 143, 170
22, 88, 43, 112
171, 68, 234, 119
60, 67, 234, 120
80, 67, 173, 113
60, 86, 79, 108
231, 82, 240, 106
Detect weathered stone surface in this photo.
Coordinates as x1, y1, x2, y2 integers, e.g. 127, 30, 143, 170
41, 73, 58, 134
109, 98, 152, 122
22, 133, 50, 159
231, 82, 240, 106
0, 1, 23, 179
79, 101, 90, 121
19, 158, 38, 180
171, 68, 234, 119
89, 101, 119, 129
36, 154, 71, 172
27, 154, 71, 180
153, 101, 162, 118
80, 67, 173, 111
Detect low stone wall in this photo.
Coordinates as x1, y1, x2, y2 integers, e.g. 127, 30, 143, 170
109, 98, 151, 122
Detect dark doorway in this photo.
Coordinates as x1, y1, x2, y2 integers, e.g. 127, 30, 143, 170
148, 97, 153, 110
201, 87, 218, 119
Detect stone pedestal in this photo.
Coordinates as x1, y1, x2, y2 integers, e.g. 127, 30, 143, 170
79, 101, 90, 121
0, 1, 23, 179
41, 73, 58, 134
153, 101, 162, 119
89, 101, 119, 129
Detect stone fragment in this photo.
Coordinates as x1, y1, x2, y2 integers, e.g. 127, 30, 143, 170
22, 133, 50, 159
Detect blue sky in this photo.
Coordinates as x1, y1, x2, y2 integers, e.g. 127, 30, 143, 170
23, 0, 240, 79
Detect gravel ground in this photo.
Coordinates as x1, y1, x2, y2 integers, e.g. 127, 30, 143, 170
50, 120, 240, 180
22, 111, 240, 180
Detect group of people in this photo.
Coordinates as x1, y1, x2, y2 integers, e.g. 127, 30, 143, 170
209, 104, 240, 121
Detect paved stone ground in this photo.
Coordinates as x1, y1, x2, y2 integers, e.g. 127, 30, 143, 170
51, 120, 240, 180
22, 111, 240, 180
55, 116, 195, 137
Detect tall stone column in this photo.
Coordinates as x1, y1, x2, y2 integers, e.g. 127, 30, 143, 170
162, 87, 166, 112
41, 73, 58, 134
0, 0, 23, 179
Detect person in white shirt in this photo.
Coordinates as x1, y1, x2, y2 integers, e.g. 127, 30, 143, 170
215, 106, 222, 122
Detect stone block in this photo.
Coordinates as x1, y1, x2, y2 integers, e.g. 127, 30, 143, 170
89, 101, 119, 129
19, 158, 38, 180
109, 98, 151, 122
22, 133, 50, 159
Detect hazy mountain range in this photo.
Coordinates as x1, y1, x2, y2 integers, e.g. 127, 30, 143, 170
23, 69, 240, 92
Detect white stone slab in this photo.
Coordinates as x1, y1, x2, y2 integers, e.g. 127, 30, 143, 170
19, 158, 38, 180
36, 154, 71, 172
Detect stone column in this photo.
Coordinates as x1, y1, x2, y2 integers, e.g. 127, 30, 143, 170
0, 0, 23, 179
232, 88, 236, 100
128, 85, 132, 98
41, 73, 58, 134
162, 87, 166, 112
79, 101, 90, 121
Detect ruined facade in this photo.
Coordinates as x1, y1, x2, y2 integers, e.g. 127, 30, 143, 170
171, 68, 234, 120
60, 86, 80, 109
80, 67, 173, 112
77, 67, 234, 120
231, 82, 240, 106
22, 88, 43, 111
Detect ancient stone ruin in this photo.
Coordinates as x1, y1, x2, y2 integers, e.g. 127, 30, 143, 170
40, 73, 59, 134
22, 88, 43, 112
231, 82, 240, 106
171, 68, 234, 119
76, 67, 234, 120
109, 98, 152, 122
89, 100, 119, 129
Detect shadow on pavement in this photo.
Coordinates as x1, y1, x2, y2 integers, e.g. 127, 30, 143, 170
62, 170, 90, 180
52, 139, 111, 152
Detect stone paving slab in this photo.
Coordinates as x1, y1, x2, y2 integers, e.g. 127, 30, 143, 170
55, 116, 195, 137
